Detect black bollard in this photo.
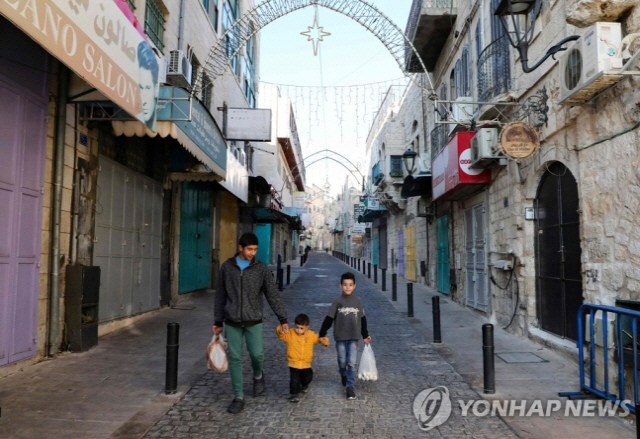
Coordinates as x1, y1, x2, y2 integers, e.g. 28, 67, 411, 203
286, 264, 291, 285
374, 265, 378, 284
300, 255, 304, 267
358, 259, 361, 271
367, 263, 371, 279
483, 324, 496, 394
362, 260, 366, 275
392, 273, 397, 301
278, 268, 284, 291
382, 268, 387, 291
407, 283, 414, 318
165, 322, 180, 394
433, 296, 442, 343
637, 402, 640, 439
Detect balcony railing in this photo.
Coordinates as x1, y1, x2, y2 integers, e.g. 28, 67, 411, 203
430, 124, 449, 161
478, 35, 512, 102
372, 161, 384, 186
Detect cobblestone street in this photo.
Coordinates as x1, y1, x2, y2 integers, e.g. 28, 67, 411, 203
144, 253, 517, 438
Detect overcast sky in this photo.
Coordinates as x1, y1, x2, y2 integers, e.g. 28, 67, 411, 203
258, 0, 413, 195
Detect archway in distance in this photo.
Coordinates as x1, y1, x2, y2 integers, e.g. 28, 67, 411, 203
193, 0, 435, 96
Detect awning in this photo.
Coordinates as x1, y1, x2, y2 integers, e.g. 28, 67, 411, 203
112, 120, 226, 179
248, 207, 303, 230
249, 176, 272, 194
401, 174, 432, 199
358, 209, 385, 223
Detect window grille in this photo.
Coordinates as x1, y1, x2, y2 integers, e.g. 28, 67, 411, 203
144, 0, 165, 52
126, 0, 136, 11
390, 156, 404, 177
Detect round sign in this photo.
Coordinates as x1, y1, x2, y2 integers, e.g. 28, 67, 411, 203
499, 122, 540, 159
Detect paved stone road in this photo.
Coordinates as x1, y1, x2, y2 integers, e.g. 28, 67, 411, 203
144, 253, 517, 438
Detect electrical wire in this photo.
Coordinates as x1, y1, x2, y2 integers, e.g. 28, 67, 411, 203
489, 256, 519, 330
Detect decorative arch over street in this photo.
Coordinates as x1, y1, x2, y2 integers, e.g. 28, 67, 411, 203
195, 0, 434, 95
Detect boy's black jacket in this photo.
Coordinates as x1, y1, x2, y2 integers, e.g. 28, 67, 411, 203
214, 255, 288, 327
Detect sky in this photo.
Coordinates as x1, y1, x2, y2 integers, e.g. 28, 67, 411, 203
257, 0, 413, 196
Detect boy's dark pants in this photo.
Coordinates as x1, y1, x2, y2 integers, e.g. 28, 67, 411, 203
289, 367, 313, 394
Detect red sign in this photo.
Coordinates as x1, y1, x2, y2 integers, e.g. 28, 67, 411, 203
431, 132, 491, 201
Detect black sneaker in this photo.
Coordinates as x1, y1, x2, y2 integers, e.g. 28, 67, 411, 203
227, 398, 245, 414
341, 375, 347, 387
289, 394, 300, 403
346, 387, 356, 400
253, 374, 265, 397
301, 386, 310, 394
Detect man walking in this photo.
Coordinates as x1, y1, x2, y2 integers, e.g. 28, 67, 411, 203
213, 232, 289, 414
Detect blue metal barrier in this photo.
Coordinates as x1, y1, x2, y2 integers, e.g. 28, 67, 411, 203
560, 303, 640, 414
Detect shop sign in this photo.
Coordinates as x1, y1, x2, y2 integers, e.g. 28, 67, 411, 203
499, 122, 540, 159
1, 0, 161, 129
432, 132, 491, 201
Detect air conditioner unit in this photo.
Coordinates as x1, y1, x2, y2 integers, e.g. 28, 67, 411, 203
449, 97, 475, 134
416, 153, 430, 175
470, 128, 502, 168
417, 197, 432, 217
559, 22, 623, 105
167, 50, 192, 89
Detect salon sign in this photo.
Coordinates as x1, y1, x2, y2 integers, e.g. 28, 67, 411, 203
1, 0, 159, 128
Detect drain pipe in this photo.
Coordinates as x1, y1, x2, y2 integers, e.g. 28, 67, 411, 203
177, 0, 186, 51
48, 65, 70, 357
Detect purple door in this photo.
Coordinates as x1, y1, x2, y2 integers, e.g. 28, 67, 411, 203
0, 31, 49, 367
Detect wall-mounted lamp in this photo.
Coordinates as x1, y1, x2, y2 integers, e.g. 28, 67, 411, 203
402, 148, 418, 175
494, 0, 578, 73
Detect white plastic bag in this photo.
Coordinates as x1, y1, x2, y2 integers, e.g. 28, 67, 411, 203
207, 334, 228, 372
358, 344, 378, 381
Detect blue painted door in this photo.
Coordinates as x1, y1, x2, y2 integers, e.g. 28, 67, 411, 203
179, 182, 211, 293
255, 223, 272, 264
437, 215, 450, 294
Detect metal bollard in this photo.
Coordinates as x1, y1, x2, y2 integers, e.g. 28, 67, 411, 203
362, 260, 366, 275
407, 283, 414, 318
374, 265, 378, 284
278, 268, 284, 291
367, 263, 371, 279
433, 296, 442, 343
358, 259, 361, 271
636, 402, 640, 439
483, 324, 496, 394
165, 322, 180, 394
286, 264, 291, 285
392, 273, 397, 301
382, 268, 387, 291
300, 255, 304, 267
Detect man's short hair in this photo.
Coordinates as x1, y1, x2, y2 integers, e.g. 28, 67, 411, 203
239, 232, 259, 247
294, 313, 310, 326
340, 272, 356, 283
137, 41, 159, 83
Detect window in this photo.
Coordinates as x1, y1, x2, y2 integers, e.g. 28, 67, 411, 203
201, 73, 213, 109
144, 0, 165, 52
222, 0, 240, 76
390, 156, 404, 177
450, 68, 457, 101
202, 0, 219, 31
456, 47, 470, 97
244, 26, 256, 107
126, 0, 136, 10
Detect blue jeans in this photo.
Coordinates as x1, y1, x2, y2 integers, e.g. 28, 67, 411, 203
336, 340, 358, 388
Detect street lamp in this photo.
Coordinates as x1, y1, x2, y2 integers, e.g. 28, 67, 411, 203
494, 0, 578, 73
402, 148, 418, 175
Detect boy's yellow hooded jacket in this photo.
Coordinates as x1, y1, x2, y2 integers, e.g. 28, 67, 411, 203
276, 325, 329, 369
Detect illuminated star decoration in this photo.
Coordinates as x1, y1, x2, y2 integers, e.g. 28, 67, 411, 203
300, 9, 331, 56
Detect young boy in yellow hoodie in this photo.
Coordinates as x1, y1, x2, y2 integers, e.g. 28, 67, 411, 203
276, 313, 329, 402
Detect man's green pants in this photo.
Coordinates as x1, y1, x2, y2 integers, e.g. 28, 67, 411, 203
224, 323, 264, 398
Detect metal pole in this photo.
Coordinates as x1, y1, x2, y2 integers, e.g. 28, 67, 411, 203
636, 402, 640, 439
382, 269, 386, 291
165, 322, 180, 394
374, 265, 378, 284
358, 259, 361, 271
433, 296, 442, 343
367, 263, 371, 279
407, 283, 414, 318
278, 268, 284, 291
300, 255, 304, 267
483, 324, 495, 394
392, 273, 397, 301
286, 264, 291, 285
362, 260, 366, 275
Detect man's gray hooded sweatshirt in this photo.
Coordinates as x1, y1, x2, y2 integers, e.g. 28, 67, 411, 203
214, 255, 288, 327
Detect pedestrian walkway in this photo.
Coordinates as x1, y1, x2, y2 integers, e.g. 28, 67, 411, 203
339, 255, 636, 438
143, 253, 516, 438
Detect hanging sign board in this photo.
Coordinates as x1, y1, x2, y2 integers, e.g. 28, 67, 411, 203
225, 108, 272, 141
499, 122, 539, 159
